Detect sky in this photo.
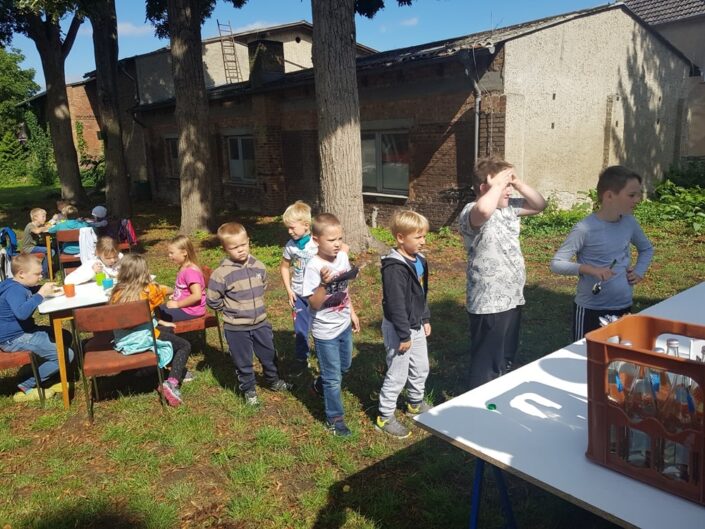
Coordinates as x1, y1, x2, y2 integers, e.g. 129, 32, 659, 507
10, 0, 610, 90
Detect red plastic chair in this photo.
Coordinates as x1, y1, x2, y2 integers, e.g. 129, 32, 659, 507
0, 348, 46, 405
171, 265, 225, 353
73, 300, 166, 422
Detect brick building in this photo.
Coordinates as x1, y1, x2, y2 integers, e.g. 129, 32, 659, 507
138, 4, 698, 226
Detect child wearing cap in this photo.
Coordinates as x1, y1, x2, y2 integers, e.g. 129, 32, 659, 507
89, 206, 108, 228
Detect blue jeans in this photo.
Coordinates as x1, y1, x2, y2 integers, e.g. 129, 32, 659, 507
29, 246, 53, 277
293, 295, 312, 361
1, 327, 74, 390
314, 325, 352, 420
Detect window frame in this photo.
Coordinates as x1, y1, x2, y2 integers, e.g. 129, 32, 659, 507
361, 129, 410, 198
164, 136, 179, 180
225, 134, 257, 185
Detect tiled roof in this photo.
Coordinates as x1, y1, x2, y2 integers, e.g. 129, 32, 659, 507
624, 0, 705, 25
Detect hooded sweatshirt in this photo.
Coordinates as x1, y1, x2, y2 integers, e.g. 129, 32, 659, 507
0, 279, 43, 343
381, 249, 430, 342
206, 255, 268, 331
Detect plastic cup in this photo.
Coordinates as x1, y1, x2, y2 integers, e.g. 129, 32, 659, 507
102, 278, 114, 290
63, 283, 75, 297
95, 271, 106, 286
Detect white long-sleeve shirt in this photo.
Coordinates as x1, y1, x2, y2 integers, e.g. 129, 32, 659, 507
64, 254, 123, 285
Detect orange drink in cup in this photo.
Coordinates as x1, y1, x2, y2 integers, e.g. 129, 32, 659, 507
63, 283, 76, 297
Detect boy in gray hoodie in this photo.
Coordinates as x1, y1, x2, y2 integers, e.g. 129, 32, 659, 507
376, 210, 432, 439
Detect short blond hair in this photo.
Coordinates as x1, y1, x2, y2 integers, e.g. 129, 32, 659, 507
473, 156, 513, 193
30, 208, 46, 221
217, 222, 247, 241
390, 210, 429, 238
61, 205, 79, 219
11, 253, 40, 276
95, 236, 119, 259
312, 213, 341, 237
282, 201, 312, 225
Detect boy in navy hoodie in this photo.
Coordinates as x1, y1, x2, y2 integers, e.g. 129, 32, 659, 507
375, 210, 433, 438
0, 254, 74, 401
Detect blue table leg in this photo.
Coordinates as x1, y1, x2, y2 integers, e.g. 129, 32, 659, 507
469, 459, 517, 529
492, 464, 517, 529
469, 458, 485, 529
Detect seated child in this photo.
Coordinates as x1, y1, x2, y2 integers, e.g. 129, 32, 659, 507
50, 199, 70, 225
302, 213, 361, 437
109, 254, 192, 407
207, 222, 292, 406
64, 236, 123, 285
0, 254, 74, 401
88, 205, 108, 229
279, 201, 317, 367
550, 165, 653, 340
158, 235, 206, 322
47, 205, 90, 255
22, 208, 51, 276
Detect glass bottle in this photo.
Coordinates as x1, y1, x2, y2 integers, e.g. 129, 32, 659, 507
621, 340, 656, 467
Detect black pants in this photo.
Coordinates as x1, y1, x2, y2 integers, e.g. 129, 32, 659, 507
468, 307, 521, 389
157, 326, 191, 383
225, 322, 280, 393
158, 304, 198, 322
572, 303, 631, 341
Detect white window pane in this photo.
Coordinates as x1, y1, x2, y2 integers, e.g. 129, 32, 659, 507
361, 134, 377, 190
381, 133, 408, 192
243, 159, 256, 181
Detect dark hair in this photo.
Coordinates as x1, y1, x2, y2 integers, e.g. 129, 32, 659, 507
596, 166, 642, 201
473, 156, 513, 192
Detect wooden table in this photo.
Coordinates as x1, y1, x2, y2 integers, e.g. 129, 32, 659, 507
414, 282, 705, 528
38, 282, 109, 409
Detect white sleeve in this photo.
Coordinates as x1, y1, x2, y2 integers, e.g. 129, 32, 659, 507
302, 260, 320, 298
282, 242, 293, 260
64, 260, 96, 285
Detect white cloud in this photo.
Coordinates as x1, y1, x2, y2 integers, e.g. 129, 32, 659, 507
400, 17, 419, 27
231, 21, 278, 34
379, 24, 387, 33
117, 22, 153, 37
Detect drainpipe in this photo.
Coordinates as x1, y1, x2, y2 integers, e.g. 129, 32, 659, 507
473, 79, 481, 162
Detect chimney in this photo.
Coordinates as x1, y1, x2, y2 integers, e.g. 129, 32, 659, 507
248, 40, 285, 88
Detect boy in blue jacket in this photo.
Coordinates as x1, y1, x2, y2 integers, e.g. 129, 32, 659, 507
376, 210, 433, 439
0, 254, 74, 401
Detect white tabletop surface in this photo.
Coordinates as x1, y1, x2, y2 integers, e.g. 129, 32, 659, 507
38, 282, 109, 314
415, 281, 705, 529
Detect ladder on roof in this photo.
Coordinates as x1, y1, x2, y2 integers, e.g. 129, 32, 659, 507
217, 20, 242, 85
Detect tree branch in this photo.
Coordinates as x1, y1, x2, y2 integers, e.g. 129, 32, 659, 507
62, 13, 83, 59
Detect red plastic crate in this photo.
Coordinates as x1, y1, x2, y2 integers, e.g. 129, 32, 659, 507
585, 315, 705, 505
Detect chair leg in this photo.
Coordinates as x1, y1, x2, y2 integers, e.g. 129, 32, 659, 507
84, 375, 94, 423
28, 354, 45, 407
92, 376, 101, 402
156, 366, 166, 407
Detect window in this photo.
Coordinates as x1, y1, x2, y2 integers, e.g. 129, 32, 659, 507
165, 137, 179, 179
227, 136, 256, 184
362, 131, 409, 196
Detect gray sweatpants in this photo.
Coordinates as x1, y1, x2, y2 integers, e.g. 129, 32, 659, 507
378, 319, 429, 418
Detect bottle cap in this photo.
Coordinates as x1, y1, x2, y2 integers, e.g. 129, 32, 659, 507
666, 339, 680, 348
486, 403, 497, 411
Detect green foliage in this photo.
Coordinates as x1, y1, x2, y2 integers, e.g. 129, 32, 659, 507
521, 197, 592, 237
0, 47, 39, 137
0, 131, 29, 184
24, 110, 56, 186
75, 121, 105, 187
664, 159, 705, 189
651, 179, 705, 234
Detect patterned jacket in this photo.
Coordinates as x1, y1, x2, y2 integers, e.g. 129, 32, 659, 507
206, 255, 268, 329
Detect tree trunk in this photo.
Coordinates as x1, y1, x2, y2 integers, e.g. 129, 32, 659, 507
311, 0, 370, 252
26, 14, 87, 204
167, 0, 212, 234
87, 0, 131, 218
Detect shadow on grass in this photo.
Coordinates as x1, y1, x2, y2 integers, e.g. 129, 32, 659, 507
19, 500, 151, 529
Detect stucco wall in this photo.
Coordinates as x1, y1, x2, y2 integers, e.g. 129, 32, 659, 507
503, 9, 691, 204
656, 17, 705, 157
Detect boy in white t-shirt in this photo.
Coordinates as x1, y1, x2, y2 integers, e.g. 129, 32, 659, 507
279, 201, 317, 369
302, 213, 360, 437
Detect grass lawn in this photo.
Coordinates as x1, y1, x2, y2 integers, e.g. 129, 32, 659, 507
1, 188, 704, 528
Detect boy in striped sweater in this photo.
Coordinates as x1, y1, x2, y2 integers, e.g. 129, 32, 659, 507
207, 222, 292, 406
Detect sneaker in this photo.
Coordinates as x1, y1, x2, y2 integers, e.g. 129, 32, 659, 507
182, 370, 196, 383
311, 376, 324, 398
159, 380, 183, 407
405, 400, 433, 416
291, 358, 309, 377
269, 379, 293, 392
326, 417, 352, 437
13, 387, 55, 402
244, 390, 259, 406
376, 415, 411, 439
503, 360, 514, 374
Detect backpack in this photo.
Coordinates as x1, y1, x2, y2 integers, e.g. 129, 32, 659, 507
118, 219, 138, 246
0, 227, 18, 257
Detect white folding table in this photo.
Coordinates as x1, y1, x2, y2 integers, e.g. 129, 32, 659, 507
415, 281, 705, 528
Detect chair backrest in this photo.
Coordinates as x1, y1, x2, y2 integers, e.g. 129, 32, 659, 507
202, 265, 212, 285
74, 300, 152, 333
55, 229, 81, 243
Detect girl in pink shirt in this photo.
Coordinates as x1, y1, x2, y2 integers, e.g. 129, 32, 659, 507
159, 235, 206, 322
